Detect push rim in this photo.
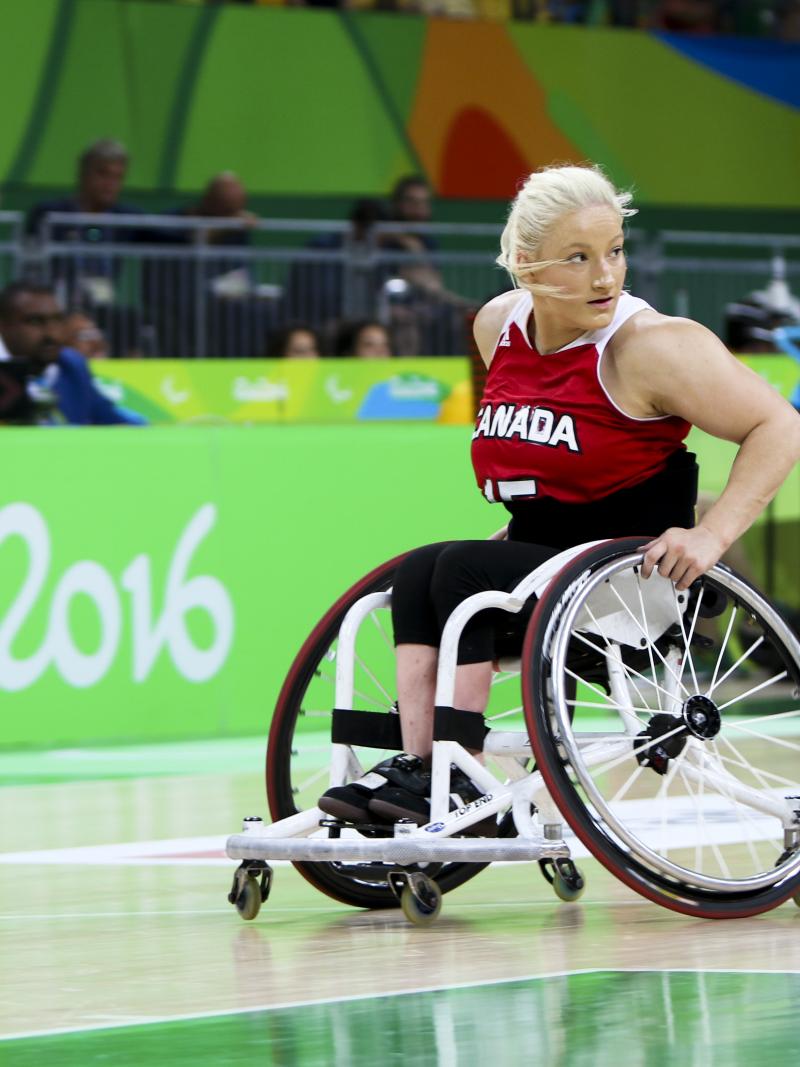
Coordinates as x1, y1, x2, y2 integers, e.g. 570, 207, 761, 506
523, 538, 800, 916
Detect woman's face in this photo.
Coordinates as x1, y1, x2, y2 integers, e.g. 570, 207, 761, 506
354, 325, 391, 359
527, 204, 627, 337
284, 329, 320, 359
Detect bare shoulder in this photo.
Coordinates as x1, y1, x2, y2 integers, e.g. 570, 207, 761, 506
609, 307, 791, 432
612, 308, 721, 357
473, 289, 525, 367
610, 308, 735, 385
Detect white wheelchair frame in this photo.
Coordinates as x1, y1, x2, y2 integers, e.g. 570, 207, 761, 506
226, 539, 800, 924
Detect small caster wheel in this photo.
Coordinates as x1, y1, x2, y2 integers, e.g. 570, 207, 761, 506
552, 866, 586, 902
540, 857, 585, 902
228, 861, 272, 921
400, 875, 442, 926
235, 876, 262, 921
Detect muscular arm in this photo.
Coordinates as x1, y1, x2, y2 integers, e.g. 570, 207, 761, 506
617, 318, 800, 588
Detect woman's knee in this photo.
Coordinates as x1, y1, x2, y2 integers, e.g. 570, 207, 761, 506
429, 541, 489, 614
392, 542, 452, 648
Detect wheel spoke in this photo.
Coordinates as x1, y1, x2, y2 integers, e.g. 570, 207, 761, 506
655, 741, 690, 854
709, 603, 738, 694
726, 706, 800, 731
671, 585, 700, 694
707, 635, 765, 695
582, 602, 655, 712
486, 703, 525, 722
701, 743, 770, 873
716, 732, 797, 791
609, 760, 647, 805
578, 720, 687, 781
566, 698, 659, 715
609, 572, 695, 699
677, 765, 732, 879
632, 572, 664, 711
726, 720, 800, 754
368, 609, 395, 652
564, 666, 654, 723
716, 670, 788, 711
295, 763, 334, 794
354, 650, 395, 707
573, 630, 685, 706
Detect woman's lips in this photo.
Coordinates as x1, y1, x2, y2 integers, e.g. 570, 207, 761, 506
589, 296, 613, 306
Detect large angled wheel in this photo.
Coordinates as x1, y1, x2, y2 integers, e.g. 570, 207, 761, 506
266, 551, 517, 910
522, 537, 800, 918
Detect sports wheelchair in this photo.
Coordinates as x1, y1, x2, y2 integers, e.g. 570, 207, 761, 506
226, 537, 800, 925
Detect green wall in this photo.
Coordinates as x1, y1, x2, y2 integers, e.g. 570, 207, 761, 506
0, 422, 797, 750
0, 425, 490, 748
1, 1, 797, 230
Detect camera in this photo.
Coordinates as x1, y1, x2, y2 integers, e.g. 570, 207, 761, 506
0, 360, 60, 425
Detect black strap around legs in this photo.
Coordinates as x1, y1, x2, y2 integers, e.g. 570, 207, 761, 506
433, 705, 488, 751
331, 708, 403, 750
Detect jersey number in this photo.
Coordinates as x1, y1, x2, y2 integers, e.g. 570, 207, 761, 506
483, 478, 538, 503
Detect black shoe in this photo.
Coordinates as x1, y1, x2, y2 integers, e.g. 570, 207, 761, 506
318, 754, 428, 824
369, 763, 497, 834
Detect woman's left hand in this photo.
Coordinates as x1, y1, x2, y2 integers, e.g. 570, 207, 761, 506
640, 526, 727, 591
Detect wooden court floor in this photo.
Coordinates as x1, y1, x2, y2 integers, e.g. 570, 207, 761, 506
2, 738, 799, 1064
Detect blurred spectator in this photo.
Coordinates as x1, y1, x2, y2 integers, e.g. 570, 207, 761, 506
62, 310, 109, 361
651, 0, 720, 31
779, 0, 800, 39
334, 320, 393, 359
724, 256, 800, 353
773, 325, 800, 410
385, 175, 439, 255
26, 139, 143, 355
284, 197, 389, 345
27, 139, 139, 241
146, 171, 271, 358
266, 324, 322, 359
381, 175, 472, 356
0, 281, 146, 425
184, 172, 259, 238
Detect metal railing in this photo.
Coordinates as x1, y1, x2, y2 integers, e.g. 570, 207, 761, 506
0, 211, 24, 290
7, 210, 800, 357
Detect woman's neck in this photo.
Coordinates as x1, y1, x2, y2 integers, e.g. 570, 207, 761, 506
528, 305, 585, 354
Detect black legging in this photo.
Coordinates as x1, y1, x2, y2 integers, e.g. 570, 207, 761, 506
391, 540, 558, 663
391, 450, 699, 665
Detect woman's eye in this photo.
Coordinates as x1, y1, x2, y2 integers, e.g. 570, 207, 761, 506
566, 253, 587, 263
611, 246, 625, 257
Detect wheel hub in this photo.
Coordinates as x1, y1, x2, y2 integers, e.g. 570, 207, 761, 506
681, 694, 721, 740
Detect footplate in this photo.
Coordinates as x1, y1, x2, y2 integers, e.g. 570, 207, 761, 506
226, 833, 570, 864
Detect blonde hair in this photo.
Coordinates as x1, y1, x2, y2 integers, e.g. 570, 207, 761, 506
497, 164, 637, 297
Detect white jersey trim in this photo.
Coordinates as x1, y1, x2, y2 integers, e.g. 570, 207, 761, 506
492, 289, 668, 423
594, 293, 671, 423
493, 288, 531, 351
495, 289, 651, 357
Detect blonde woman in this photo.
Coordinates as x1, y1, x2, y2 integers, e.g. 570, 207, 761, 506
320, 163, 800, 825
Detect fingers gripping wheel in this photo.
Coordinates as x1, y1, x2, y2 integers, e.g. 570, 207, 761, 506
265, 553, 496, 910
521, 537, 800, 919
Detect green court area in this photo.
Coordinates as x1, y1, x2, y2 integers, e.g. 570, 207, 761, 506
4, 970, 799, 1066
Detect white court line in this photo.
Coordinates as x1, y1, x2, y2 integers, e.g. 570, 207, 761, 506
0, 835, 238, 867
1, 966, 798, 1043
0, 788, 789, 869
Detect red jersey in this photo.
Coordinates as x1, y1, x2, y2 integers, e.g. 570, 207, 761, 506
471, 291, 690, 506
